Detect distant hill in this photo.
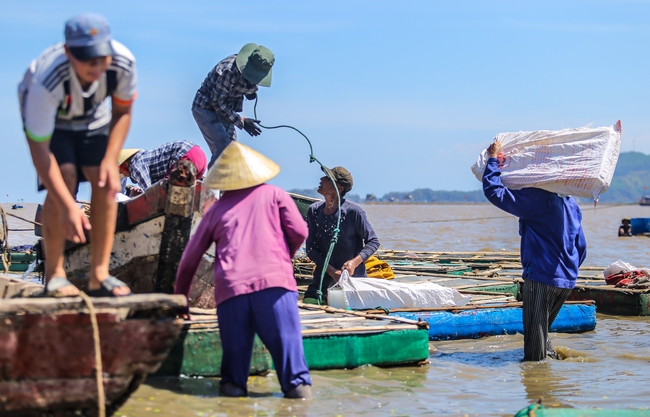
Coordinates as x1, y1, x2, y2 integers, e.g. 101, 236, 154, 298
289, 151, 650, 204
598, 151, 650, 203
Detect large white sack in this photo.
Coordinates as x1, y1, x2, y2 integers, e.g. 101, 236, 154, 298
471, 120, 621, 200
328, 271, 470, 310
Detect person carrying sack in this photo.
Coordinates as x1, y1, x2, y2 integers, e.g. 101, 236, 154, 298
482, 139, 587, 361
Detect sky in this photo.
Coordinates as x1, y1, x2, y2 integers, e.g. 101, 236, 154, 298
1, 0, 649, 203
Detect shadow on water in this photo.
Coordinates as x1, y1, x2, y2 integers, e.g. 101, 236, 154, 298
433, 348, 525, 367
146, 374, 293, 399
520, 361, 573, 408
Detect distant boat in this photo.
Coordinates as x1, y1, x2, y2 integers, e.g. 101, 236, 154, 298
639, 196, 650, 206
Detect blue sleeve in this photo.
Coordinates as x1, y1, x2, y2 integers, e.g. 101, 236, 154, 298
356, 209, 380, 261
482, 158, 533, 219
305, 206, 326, 267
575, 207, 587, 266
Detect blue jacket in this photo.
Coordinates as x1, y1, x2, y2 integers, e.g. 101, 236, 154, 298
482, 158, 586, 289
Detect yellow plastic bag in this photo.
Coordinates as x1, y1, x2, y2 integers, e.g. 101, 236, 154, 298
365, 256, 395, 279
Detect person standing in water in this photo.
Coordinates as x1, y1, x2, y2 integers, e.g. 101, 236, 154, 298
482, 139, 586, 361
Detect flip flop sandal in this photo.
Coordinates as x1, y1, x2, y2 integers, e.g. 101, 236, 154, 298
45, 276, 80, 298
85, 276, 132, 297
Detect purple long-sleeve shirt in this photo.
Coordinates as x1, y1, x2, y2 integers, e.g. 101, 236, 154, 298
174, 184, 308, 306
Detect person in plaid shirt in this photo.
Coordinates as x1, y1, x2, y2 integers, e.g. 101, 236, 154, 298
118, 140, 207, 196
192, 43, 275, 167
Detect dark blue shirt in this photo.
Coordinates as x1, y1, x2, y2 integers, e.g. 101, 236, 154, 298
304, 199, 380, 300
483, 158, 586, 289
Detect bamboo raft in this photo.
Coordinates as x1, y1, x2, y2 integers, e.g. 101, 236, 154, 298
298, 248, 650, 316
154, 302, 430, 377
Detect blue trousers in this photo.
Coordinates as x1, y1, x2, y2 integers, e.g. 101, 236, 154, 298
192, 106, 236, 168
217, 288, 312, 394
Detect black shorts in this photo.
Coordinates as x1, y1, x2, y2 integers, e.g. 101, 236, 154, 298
38, 127, 109, 191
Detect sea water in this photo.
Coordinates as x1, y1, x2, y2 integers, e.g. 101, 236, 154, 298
4, 202, 650, 416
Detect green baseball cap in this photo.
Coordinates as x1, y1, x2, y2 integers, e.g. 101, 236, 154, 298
236, 43, 275, 87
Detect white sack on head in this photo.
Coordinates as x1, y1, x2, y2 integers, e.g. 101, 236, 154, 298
328, 271, 470, 310
471, 120, 621, 201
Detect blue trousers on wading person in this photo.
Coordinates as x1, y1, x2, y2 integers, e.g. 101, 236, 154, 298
174, 142, 312, 398
482, 140, 587, 361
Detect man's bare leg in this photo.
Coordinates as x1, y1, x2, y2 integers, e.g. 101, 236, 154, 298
42, 164, 80, 296
83, 166, 130, 295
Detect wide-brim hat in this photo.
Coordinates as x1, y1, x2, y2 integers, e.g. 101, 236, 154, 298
118, 149, 141, 166
235, 43, 274, 87
205, 142, 280, 191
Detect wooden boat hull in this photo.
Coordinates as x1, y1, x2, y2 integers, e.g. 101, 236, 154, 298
287, 192, 319, 220
34, 180, 217, 295
0, 276, 186, 417
385, 302, 596, 341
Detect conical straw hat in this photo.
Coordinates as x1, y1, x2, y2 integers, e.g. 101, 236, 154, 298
205, 142, 280, 191
118, 148, 141, 165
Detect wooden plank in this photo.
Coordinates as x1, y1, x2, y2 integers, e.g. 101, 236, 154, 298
300, 317, 367, 324
302, 324, 418, 335
297, 302, 428, 328
0, 294, 187, 315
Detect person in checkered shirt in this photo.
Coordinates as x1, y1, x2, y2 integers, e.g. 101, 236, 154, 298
118, 140, 207, 196
191, 43, 274, 168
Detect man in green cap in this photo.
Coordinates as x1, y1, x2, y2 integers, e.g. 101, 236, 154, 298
192, 43, 275, 167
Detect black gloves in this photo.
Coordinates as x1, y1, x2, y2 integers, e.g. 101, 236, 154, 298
245, 92, 257, 101
243, 118, 262, 136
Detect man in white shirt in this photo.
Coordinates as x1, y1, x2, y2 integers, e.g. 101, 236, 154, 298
19, 13, 137, 297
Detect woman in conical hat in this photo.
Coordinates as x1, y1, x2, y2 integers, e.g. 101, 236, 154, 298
174, 141, 312, 399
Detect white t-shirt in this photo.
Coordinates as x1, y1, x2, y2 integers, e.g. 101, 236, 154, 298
18, 40, 137, 141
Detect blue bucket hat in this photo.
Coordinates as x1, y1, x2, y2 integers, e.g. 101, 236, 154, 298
65, 13, 114, 61
235, 43, 275, 87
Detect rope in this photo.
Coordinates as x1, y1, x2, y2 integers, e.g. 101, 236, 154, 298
4, 211, 42, 227
79, 292, 106, 417
0, 207, 10, 272
413, 215, 511, 224
253, 97, 341, 305
412, 202, 641, 224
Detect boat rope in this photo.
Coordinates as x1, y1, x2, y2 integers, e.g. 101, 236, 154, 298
0, 208, 9, 272
79, 292, 106, 417
4, 211, 42, 227
253, 97, 340, 305
413, 215, 512, 224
